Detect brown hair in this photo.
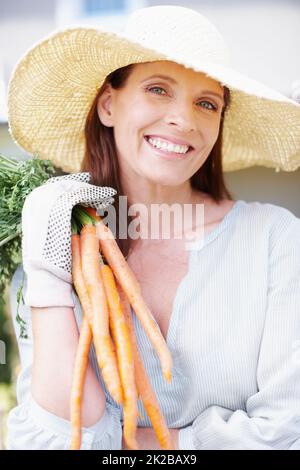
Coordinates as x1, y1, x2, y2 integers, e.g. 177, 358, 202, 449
81, 63, 233, 258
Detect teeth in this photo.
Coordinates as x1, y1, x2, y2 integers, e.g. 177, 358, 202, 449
147, 137, 189, 154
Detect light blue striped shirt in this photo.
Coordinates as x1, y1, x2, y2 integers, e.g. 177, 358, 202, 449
7, 199, 300, 449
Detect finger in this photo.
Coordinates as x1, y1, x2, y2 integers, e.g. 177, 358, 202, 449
81, 197, 116, 211
45, 172, 91, 185
74, 186, 117, 205
95, 197, 116, 210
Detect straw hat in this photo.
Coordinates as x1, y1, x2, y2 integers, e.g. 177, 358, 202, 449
7, 4, 300, 174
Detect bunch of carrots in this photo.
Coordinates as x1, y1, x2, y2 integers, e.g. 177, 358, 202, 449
70, 205, 174, 450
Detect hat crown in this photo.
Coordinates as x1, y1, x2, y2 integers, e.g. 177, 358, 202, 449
123, 5, 230, 67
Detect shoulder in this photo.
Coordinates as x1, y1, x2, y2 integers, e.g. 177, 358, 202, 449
236, 199, 300, 251
208, 196, 299, 231
237, 199, 299, 225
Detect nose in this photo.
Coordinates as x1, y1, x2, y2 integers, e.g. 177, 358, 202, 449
164, 100, 197, 133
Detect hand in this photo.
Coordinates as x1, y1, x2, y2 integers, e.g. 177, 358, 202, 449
21, 172, 117, 307
122, 427, 179, 450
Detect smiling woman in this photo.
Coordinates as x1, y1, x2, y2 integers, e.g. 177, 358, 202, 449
82, 60, 233, 258
6, 3, 300, 451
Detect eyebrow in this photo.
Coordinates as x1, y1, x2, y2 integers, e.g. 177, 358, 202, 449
141, 74, 224, 102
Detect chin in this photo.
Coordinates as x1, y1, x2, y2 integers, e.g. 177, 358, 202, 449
148, 174, 186, 186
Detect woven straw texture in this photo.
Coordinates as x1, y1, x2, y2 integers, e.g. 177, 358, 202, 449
7, 5, 300, 173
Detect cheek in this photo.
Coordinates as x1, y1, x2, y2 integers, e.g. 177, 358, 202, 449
202, 120, 221, 149
132, 97, 164, 125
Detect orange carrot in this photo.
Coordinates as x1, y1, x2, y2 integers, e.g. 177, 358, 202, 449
80, 223, 124, 405
70, 316, 92, 450
101, 262, 138, 450
95, 218, 173, 383
116, 280, 174, 450
71, 233, 94, 326
70, 234, 93, 450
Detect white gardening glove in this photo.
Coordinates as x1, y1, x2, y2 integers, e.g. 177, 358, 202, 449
21, 172, 117, 308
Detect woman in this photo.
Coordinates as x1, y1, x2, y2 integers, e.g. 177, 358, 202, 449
7, 5, 300, 450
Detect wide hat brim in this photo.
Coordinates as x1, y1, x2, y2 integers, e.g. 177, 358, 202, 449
7, 26, 300, 174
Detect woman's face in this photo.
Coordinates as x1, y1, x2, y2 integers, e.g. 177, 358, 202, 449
97, 60, 224, 187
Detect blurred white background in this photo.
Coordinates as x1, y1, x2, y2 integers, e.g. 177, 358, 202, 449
0, 0, 299, 214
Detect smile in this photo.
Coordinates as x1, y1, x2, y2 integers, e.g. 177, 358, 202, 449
144, 136, 194, 160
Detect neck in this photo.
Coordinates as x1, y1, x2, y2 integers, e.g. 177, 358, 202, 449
119, 175, 209, 246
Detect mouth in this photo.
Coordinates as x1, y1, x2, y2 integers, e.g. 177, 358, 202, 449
144, 136, 194, 160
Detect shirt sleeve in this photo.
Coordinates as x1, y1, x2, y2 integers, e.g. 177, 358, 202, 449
179, 212, 300, 450
6, 264, 123, 450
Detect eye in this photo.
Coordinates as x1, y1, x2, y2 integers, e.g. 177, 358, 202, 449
198, 100, 218, 111
147, 86, 167, 96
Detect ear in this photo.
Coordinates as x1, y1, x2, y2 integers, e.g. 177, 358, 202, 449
97, 84, 114, 127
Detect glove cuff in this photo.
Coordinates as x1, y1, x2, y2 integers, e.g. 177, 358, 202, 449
23, 263, 75, 308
